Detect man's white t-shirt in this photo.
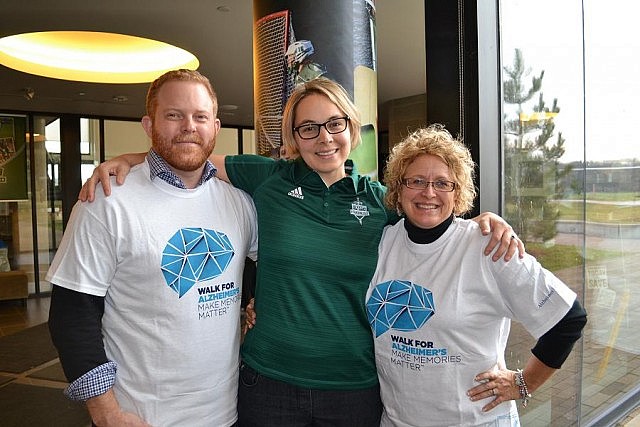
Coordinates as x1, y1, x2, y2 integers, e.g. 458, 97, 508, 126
365, 218, 576, 427
47, 161, 258, 427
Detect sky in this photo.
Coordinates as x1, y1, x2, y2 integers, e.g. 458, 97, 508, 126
500, 0, 640, 163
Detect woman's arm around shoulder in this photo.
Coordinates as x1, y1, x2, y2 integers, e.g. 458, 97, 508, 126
78, 152, 146, 202
471, 212, 525, 261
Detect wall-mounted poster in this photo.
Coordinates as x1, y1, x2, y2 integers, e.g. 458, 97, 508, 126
0, 116, 28, 200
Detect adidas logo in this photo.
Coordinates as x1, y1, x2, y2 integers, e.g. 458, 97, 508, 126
287, 187, 304, 200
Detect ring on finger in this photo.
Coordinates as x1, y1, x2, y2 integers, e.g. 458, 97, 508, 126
492, 388, 497, 396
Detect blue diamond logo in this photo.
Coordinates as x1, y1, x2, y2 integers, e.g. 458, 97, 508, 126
366, 280, 435, 337
161, 228, 234, 298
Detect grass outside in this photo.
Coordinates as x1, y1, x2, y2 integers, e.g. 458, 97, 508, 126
558, 202, 640, 223
563, 192, 640, 202
527, 243, 583, 272
555, 193, 640, 223
527, 242, 619, 272
523, 193, 637, 271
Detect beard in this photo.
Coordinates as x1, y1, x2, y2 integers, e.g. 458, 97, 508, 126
151, 128, 215, 172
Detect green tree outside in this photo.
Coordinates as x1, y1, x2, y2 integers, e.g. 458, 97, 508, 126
503, 48, 572, 242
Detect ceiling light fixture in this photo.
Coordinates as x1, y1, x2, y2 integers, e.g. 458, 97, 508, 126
0, 31, 200, 84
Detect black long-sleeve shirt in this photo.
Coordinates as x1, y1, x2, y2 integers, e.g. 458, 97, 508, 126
48, 285, 107, 382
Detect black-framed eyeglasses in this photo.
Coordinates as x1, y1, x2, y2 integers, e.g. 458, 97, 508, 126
402, 178, 456, 192
293, 116, 350, 140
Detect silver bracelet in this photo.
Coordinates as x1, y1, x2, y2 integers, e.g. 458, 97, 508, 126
515, 369, 532, 407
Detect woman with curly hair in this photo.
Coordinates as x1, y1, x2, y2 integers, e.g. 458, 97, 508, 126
366, 124, 586, 426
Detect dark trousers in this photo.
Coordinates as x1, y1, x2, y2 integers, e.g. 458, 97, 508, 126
237, 362, 382, 427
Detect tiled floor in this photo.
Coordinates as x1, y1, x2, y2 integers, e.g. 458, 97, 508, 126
0, 296, 92, 426
621, 407, 640, 427
0, 296, 50, 338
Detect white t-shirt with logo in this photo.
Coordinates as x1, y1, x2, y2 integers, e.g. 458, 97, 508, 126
365, 218, 575, 427
47, 161, 258, 427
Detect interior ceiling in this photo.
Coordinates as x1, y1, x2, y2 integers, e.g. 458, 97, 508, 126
0, 0, 426, 128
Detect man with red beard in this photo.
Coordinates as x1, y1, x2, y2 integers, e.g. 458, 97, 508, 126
47, 69, 258, 427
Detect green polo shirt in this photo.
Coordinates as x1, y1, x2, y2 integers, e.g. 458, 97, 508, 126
226, 155, 398, 389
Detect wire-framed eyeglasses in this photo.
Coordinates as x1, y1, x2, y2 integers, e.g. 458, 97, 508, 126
293, 116, 350, 140
402, 178, 456, 192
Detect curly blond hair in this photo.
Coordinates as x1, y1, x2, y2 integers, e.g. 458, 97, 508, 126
383, 124, 477, 216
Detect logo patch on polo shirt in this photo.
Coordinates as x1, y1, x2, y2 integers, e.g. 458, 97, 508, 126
350, 197, 370, 224
287, 186, 304, 199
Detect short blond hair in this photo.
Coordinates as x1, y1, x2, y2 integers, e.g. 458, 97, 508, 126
383, 124, 476, 216
281, 77, 361, 158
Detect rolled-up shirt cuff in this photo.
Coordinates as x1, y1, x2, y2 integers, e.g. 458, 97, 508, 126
64, 361, 117, 401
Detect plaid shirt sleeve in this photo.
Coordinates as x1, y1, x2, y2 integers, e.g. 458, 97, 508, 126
64, 361, 117, 401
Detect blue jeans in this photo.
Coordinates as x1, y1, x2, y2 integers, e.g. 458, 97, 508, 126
237, 362, 382, 427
